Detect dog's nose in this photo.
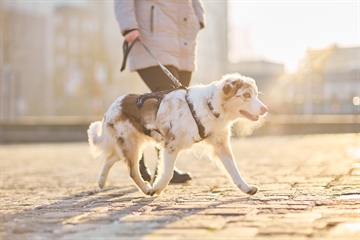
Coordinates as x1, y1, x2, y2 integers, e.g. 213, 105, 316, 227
260, 106, 268, 115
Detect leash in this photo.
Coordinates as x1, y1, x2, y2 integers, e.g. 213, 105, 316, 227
120, 37, 183, 89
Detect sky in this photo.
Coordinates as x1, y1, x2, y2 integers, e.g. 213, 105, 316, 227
228, 1, 359, 72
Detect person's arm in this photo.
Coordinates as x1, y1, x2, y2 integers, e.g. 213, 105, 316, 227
192, 0, 206, 29
114, 0, 140, 39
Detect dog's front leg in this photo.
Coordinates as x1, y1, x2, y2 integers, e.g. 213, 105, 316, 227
214, 143, 259, 195
152, 148, 180, 195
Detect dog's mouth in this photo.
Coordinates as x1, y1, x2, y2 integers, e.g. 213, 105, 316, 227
240, 110, 259, 121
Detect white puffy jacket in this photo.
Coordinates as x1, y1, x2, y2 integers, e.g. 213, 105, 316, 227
114, 0, 205, 72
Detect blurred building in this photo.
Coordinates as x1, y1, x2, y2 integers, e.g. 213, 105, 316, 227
286, 45, 360, 115
1, 7, 48, 118
193, 1, 228, 84
228, 60, 284, 91
52, 6, 107, 116
0, 2, 119, 118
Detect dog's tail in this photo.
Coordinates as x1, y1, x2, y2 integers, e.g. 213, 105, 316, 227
87, 121, 106, 159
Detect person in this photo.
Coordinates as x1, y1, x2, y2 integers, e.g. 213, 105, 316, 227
114, 0, 206, 183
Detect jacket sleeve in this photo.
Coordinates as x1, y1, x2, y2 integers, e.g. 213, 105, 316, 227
114, 0, 139, 35
192, 0, 206, 29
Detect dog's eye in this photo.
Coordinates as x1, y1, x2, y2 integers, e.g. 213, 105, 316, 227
243, 93, 251, 98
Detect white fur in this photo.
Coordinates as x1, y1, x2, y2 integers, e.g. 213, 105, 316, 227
87, 73, 267, 196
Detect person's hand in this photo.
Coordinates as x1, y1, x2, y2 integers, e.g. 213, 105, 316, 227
125, 30, 140, 43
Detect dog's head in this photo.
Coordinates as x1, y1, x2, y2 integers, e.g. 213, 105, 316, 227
220, 73, 267, 121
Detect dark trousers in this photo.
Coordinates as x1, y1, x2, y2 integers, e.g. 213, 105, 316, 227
137, 65, 192, 176
137, 65, 192, 92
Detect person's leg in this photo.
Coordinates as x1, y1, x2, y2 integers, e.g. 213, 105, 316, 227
137, 66, 192, 90
137, 65, 180, 92
178, 70, 192, 88
136, 65, 192, 183
139, 154, 151, 182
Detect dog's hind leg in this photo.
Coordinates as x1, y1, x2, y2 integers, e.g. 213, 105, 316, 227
125, 156, 153, 196
152, 148, 180, 195
98, 154, 119, 189
120, 140, 153, 195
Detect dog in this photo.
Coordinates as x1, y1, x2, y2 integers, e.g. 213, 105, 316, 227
87, 73, 267, 196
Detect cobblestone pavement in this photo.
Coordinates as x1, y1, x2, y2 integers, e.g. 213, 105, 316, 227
1, 134, 359, 239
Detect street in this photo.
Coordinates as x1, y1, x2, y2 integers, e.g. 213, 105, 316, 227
1, 134, 359, 239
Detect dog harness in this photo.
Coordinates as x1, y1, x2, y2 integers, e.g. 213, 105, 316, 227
136, 88, 183, 138
136, 88, 181, 110
137, 88, 220, 142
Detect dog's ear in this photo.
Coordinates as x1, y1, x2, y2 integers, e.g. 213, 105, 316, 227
222, 79, 243, 96
222, 80, 233, 95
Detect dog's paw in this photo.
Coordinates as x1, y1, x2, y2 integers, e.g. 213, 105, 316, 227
155, 188, 163, 195
141, 182, 155, 196
146, 188, 157, 196
246, 186, 259, 196
98, 178, 105, 189
145, 188, 163, 196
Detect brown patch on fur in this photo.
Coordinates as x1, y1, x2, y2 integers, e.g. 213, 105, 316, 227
115, 137, 125, 156
222, 81, 236, 95
163, 126, 175, 146
115, 94, 143, 133
139, 99, 159, 127
222, 79, 245, 96
115, 137, 127, 160
115, 137, 132, 171
106, 123, 118, 138
117, 136, 124, 145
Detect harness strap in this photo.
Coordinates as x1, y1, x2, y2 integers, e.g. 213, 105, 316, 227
186, 92, 210, 141
136, 88, 183, 110
207, 99, 220, 118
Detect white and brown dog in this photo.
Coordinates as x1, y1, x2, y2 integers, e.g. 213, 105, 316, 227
88, 73, 267, 196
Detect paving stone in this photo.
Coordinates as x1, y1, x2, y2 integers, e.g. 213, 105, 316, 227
200, 207, 253, 215
118, 213, 178, 223
41, 211, 82, 220
280, 212, 323, 222
208, 226, 259, 238
156, 203, 212, 211
53, 223, 99, 235
259, 183, 292, 190
326, 222, 360, 239
258, 225, 315, 236
144, 228, 210, 239
165, 215, 228, 230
